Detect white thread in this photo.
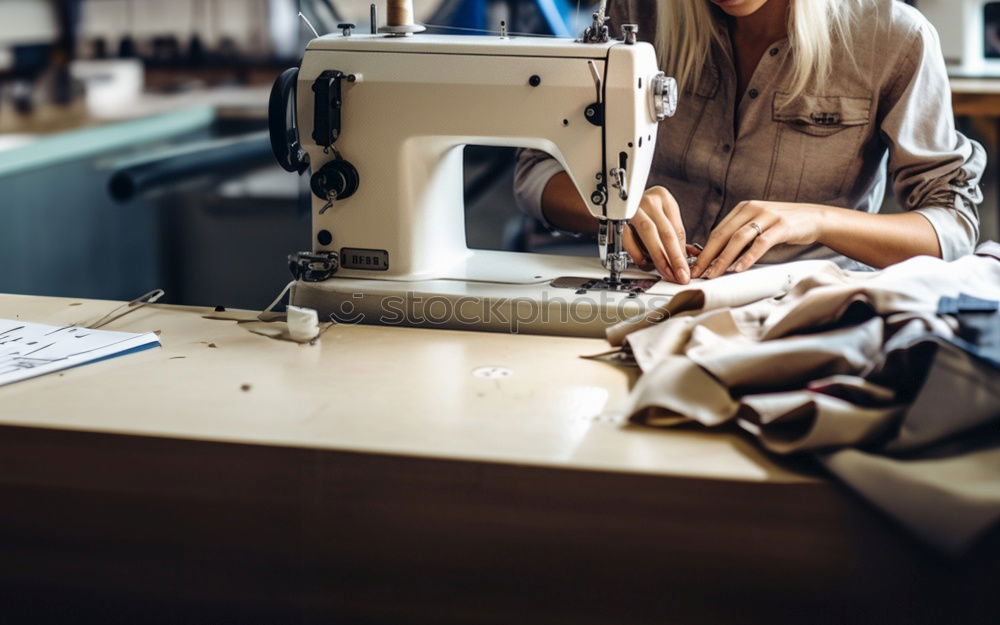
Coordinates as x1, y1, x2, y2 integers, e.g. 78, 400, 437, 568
420, 23, 556, 38
298, 11, 320, 38
258, 280, 294, 322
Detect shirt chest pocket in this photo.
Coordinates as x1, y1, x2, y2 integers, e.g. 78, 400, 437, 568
765, 92, 873, 202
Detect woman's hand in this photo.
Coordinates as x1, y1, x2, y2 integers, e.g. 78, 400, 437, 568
622, 186, 694, 284
691, 201, 828, 279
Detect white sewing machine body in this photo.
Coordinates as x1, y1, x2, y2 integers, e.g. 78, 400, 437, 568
275, 31, 675, 336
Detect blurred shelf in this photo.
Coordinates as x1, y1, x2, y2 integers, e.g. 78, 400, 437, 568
951, 76, 1000, 116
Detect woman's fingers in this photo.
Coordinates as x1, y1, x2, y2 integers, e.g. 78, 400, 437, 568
631, 211, 677, 281
692, 223, 742, 278
626, 188, 689, 283
690, 200, 823, 277
656, 188, 688, 249
652, 189, 691, 283
691, 202, 753, 278
732, 226, 780, 272
703, 220, 770, 278
618, 186, 691, 284
645, 207, 690, 283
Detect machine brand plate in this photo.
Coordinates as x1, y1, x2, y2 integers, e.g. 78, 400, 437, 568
341, 248, 389, 271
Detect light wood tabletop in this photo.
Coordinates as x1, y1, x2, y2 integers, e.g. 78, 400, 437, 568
0, 292, 809, 483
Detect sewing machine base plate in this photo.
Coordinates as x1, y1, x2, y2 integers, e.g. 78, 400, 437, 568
291, 277, 672, 338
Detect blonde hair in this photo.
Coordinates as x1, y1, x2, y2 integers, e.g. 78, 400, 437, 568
655, 0, 861, 100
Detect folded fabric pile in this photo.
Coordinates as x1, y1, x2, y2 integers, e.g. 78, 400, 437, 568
609, 243, 1000, 555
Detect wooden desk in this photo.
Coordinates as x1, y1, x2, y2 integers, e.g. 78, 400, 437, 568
0, 294, 996, 625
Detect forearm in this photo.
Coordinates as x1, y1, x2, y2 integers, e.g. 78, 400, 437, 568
540, 172, 600, 234
816, 205, 942, 268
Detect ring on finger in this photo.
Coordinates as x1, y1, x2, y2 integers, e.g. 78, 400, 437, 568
748, 221, 763, 237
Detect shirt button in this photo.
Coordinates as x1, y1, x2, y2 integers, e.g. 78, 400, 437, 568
748, 88, 759, 99
769, 48, 779, 56
722, 144, 732, 153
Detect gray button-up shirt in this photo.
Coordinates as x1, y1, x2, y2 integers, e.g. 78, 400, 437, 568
514, 0, 986, 267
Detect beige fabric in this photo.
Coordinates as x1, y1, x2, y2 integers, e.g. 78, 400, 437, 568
629, 355, 739, 427
622, 247, 1000, 419
689, 316, 885, 389
514, 0, 985, 267
739, 390, 904, 454
615, 244, 1000, 553
606, 259, 834, 348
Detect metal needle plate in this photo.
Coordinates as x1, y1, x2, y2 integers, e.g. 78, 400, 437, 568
550, 276, 660, 298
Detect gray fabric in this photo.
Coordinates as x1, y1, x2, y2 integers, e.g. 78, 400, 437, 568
617, 243, 1000, 555
820, 436, 1000, 555
514, 0, 985, 266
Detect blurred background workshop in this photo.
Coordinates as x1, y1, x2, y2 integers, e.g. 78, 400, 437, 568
0, 0, 587, 310
1, 1, 999, 624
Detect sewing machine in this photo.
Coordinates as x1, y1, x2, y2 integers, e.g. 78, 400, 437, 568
268, 5, 677, 337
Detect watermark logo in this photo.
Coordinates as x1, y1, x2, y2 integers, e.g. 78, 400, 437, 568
328, 290, 673, 333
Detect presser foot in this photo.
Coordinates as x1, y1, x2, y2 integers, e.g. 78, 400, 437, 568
598, 220, 631, 287
549, 276, 660, 298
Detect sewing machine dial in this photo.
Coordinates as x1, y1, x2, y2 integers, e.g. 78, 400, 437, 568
652, 73, 678, 121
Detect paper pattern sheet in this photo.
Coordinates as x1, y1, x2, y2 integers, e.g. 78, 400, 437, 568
0, 319, 160, 387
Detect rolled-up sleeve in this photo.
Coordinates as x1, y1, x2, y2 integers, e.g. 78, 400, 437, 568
513, 148, 564, 227
880, 19, 985, 260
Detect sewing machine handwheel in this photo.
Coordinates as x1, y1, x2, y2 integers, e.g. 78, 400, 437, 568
269, 67, 310, 174
311, 158, 360, 202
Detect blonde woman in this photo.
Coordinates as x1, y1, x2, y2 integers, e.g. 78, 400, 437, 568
514, 0, 985, 283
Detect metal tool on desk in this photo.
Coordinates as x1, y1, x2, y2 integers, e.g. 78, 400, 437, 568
268, 0, 678, 337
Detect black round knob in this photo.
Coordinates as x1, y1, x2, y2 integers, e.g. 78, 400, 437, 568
528, 75, 541, 87
311, 159, 360, 202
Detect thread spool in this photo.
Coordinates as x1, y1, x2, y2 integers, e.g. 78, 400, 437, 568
378, 0, 425, 35
287, 305, 321, 343
387, 0, 413, 25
